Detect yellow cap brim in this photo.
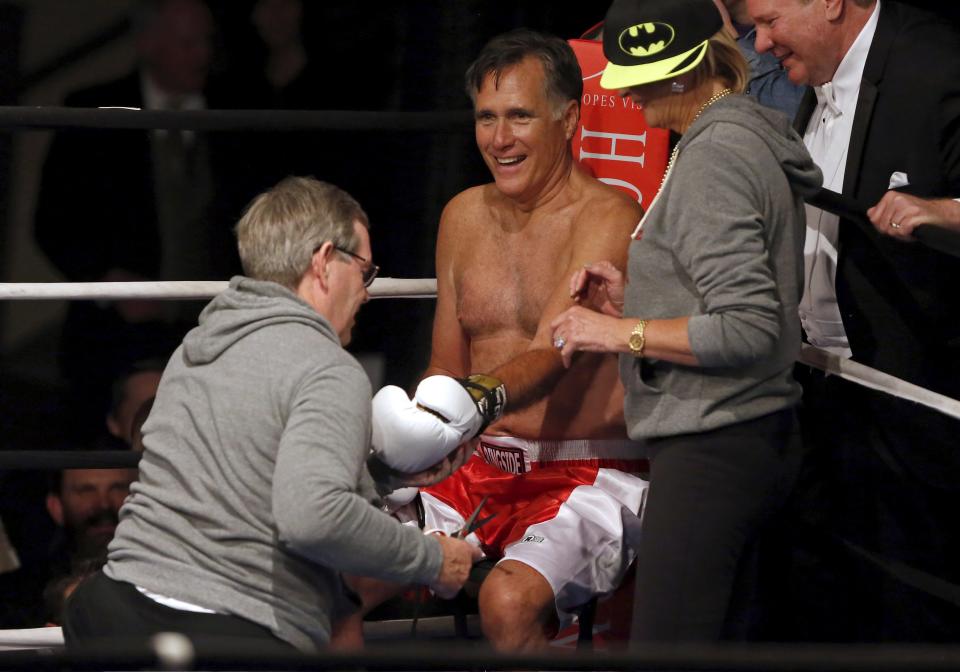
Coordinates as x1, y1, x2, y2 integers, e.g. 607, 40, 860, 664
600, 40, 710, 90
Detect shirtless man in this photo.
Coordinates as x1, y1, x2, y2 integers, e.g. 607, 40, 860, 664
414, 29, 649, 651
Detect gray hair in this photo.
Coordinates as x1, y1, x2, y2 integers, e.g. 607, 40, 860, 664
235, 176, 369, 289
465, 29, 583, 118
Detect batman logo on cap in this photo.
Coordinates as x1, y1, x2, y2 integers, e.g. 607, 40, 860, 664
618, 22, 675, 58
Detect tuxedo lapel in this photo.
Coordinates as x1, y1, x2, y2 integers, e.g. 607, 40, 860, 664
844, 1, 898, 198
842, 80, 876, 198
793, 87, 817, 134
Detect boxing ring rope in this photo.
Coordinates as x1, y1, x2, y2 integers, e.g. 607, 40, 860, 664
0, 278, 438, 301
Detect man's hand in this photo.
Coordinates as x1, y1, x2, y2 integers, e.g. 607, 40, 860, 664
867, 191, 960, 241
431, 534, 483, 599
569, 261, 626, 317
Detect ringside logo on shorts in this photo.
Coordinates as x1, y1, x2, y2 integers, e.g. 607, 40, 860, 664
479, 441, 527, 475
520, 534, 544, 544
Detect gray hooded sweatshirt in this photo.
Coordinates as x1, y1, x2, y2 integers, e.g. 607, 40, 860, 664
620, 94, 822, 439
105, 277, 441, 651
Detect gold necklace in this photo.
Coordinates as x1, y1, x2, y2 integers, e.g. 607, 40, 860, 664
691, 87, 733, 126
659, 87, 733, 187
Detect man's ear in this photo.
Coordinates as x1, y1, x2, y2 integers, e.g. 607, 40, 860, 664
312, 241, 335, 290
562, 99, 580, 141
824, 0, 843, 21
46, 493, 64, 526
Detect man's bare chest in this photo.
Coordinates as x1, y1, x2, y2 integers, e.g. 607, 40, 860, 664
454, 229, 573, 339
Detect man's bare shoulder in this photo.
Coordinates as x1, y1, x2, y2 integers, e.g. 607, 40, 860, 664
442, 183, 503, 222
574, 173, 643, 234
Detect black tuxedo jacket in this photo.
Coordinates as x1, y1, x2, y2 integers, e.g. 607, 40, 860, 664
794, 1, 960, 486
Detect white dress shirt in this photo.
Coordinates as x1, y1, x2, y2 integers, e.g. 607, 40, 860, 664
800, 1, 881, 358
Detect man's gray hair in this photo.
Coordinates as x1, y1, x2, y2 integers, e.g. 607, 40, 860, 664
235, 176, 369, 289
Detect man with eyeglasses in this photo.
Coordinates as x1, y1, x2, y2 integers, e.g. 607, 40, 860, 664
62, 177, 480, 653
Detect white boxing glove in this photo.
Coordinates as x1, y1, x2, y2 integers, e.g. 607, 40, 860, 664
413, 375, 487, 439
371, 385, 464, 473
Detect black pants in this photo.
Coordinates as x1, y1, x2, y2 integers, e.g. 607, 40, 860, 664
630, 408, 803, 643
63, 571, 298, 654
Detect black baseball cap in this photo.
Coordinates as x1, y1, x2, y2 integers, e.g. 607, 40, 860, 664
600, 0, 723, 89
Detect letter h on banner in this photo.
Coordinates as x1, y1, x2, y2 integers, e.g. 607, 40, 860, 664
569, 39, 670, 209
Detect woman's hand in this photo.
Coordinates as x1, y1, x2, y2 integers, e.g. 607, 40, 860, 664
550, 306, 630, 368
569, 261, 625, 317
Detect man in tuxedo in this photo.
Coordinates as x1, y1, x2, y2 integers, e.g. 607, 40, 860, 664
747, 0, 960, 641
35, 0, 253, 438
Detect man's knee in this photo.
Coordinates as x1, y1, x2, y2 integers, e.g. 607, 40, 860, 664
343, 574, 406, 616
478, 560, 556, 650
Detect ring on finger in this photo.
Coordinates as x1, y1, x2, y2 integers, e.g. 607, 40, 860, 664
554, 336, 566, 350
891, 220, 902, 229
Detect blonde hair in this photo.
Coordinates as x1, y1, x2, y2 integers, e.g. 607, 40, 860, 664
686, 29, 749, 94
235, 176, 368, 289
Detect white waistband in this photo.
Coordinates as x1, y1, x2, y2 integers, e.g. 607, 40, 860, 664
478, 435, 646, 474
136, 585, 216, 614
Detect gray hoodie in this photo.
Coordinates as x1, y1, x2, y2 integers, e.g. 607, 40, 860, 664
620, 94, 822, 439
105, 277, 441, 651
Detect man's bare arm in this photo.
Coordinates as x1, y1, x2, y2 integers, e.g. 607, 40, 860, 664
488, 193, 640, 412
425, 199, 471, 380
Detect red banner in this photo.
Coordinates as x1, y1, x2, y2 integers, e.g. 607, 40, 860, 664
569, 39, 670, 211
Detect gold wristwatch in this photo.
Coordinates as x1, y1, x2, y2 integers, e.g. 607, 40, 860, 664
628, 319, 648, 357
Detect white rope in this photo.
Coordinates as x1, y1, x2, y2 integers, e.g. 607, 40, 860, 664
799, 343, 960, 422
0, 627, 63, 651
0, 278, 437, 300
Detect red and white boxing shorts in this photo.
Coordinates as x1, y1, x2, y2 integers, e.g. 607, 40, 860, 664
414, 435, 649, 617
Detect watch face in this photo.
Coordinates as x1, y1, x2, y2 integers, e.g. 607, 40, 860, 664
629, 333, 643, 353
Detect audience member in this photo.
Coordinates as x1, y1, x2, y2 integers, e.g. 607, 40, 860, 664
46, 468, 138, 569
712, 0, 805, 117
250, 0, 312, 108
34, 0, 251, 440
748, 0, 960, 641
105, 360, 164, 445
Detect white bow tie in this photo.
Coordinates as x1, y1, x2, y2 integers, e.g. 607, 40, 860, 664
814, 82, 843, 118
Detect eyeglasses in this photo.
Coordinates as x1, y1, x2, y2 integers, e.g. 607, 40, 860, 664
333, 245, 379, 288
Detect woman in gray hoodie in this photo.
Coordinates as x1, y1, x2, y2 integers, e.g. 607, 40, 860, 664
550, 0, 822, 644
